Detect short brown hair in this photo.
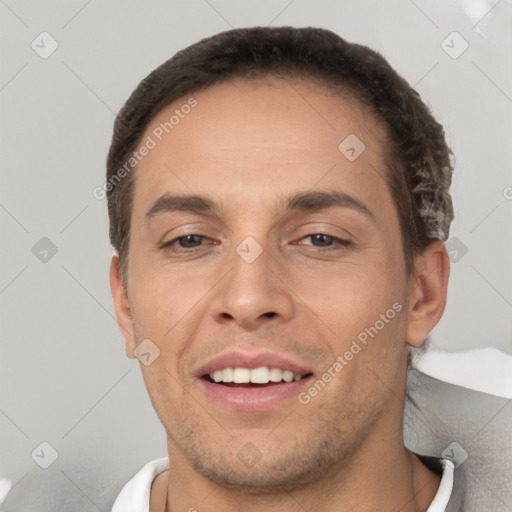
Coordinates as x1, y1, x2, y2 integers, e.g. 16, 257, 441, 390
106, 26, 454, 290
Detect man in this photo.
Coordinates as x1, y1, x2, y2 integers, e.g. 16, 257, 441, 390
108, 26, 456, 511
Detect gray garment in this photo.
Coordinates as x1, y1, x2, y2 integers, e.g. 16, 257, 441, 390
404, 368, 512, 511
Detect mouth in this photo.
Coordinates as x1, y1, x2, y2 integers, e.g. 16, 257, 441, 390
194, 350, 315, 411
202, 367, 313, 387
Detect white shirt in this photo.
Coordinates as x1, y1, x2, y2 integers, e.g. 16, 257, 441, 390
111, 456, 455, 512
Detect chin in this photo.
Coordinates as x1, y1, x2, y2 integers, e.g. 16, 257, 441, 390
184, 440, 345, 494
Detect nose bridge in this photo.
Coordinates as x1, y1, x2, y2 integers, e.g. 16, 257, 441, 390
212, 233, 294, 328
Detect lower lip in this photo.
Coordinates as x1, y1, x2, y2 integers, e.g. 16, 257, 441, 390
197, 376, 313, 412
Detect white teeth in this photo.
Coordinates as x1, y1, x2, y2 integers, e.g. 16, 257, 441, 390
251, 367, 270, 384
233, 368, 251, 383
222, 367, 234, 382
283, 370, 294, 383
208, 367, 306, 384
269, 367, 283, 382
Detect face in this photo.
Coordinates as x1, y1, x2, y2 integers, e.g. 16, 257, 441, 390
116, 77, 416, 490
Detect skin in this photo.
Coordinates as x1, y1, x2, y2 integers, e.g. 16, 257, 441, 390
110, 76, 450, 512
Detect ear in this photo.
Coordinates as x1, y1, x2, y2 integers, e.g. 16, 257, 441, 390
406, 241, 450, 347
109, 253, 137, 358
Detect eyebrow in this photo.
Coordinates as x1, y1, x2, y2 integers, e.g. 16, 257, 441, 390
145, 190, 375, 221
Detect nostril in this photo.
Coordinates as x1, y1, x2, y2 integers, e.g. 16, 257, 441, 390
219, 312, 277, 320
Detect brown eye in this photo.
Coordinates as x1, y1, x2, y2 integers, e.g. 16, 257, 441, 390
309, 234, 334, 246
161, 234, 207, 251
299, 233, 349, 248
176, 234, 204, 248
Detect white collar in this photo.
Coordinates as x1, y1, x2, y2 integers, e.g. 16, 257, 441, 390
112, 456, 454, 511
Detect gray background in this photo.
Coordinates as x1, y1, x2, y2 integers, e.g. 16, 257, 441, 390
1, 0, 511, 510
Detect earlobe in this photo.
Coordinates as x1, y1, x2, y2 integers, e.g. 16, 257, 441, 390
109, 253, 137, 358
406, 241, 450, 348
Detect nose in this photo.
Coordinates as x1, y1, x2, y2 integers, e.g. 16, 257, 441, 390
210, 242, 295, 331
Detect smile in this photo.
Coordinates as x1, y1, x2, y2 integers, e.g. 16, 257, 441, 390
206, 366, 310, 385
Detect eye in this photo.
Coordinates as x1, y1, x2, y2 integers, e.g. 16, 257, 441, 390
306, 234, 334, 246
296, 233, 350, 250
160, 234, 207, 251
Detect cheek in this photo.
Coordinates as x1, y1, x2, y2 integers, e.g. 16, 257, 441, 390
285, 256, 403, 330
128, 251, 201, 325
285, 260, 408, 385
128, 264, 214, 375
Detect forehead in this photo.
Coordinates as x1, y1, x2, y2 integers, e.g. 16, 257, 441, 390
132, 77, 392, 218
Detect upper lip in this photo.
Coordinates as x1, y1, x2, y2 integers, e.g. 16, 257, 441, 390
194, 350, 313, 378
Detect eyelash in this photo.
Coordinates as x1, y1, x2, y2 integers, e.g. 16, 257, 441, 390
159, 233, 350, 253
